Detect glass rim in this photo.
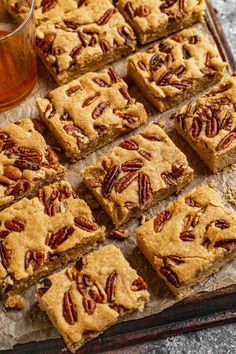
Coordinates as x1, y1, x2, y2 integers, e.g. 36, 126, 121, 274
0, 0, 35, 42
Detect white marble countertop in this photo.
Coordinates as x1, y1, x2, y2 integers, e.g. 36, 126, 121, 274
104, 1, 236, 353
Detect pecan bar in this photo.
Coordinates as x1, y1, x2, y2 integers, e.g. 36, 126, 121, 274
174, 74, 236, 173
136, 185, 236, 298
34, 0, 136, 85
81, 124, 193, 226
36, 244, 149, 352
0, 119, 65, 211
0, 180, 105, 296
36, 67, 148, 162
128, 28, 226, 112
116, 0, 205, 44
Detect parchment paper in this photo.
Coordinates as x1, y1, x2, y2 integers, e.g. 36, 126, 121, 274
0, 21, 236, 351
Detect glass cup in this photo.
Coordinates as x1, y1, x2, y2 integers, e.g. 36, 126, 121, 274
0, 0, 37, 111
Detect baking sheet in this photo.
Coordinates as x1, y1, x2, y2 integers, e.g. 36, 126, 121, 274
0, 20, 236, 351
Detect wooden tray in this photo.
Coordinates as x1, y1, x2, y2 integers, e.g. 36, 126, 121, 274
3, 1, 236, 353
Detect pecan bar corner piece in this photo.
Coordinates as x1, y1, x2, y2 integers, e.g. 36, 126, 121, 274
116, 0, 205, 44
36, 244, 149, 352
81, 123, 193, 226
36, 67, 148, 162
0, 180, 105, 297
127, 27, 226, 113
174, 73, 236, 173
35, 0, 136, 85
136, 184, 236, 298
0, 118, 65, 211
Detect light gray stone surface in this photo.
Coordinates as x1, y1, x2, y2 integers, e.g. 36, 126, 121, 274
105, 1, 236, 353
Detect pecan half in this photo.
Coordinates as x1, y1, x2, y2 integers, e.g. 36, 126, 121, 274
4, 218, 25, 232
149, 54, 164, 73
215, 81, 233, 93
174, 65, 186, 78
189, 35, 200, 44
109, 229, 130, 240
74, 217, 98, 232
134, 5, 150, 17
41, 0, 57, 13
216, 131, 236, 151
141, 133, 162, 141
106, 270, 117, 302
156, 70, 173, 86
75, 256, 85, 272
182, 46, 191, 59
36, 34, 54, 58
92, 102, 110, 119
119, 87, 131, 101
171, 81, 191, 90
4, 179, 30, 197
83, 295, 96, 315
70, 45, 83, 59
185, 197, 201, 207
206, 117, 219, 138
221, 112, 233, 131
0, 230, 10, 239
164, 255, 184, 265
47, 226, 75, 249
102, 165, 120, 198
63, 290, 77, 325
161, 172, 176, 188
175, 113, 186, 131
124, 2, 134, 19
96, 8, 116, 25
121, 159, 143, 172
3, 165, 21, 181
138, 149, 151, 161
66, 85, 82, 97
154, 211, 172, 233
214, 239, 236, 251
160, 266, 180, 288
132, 277, 148, 290
207, 219, 230, 230
159, 42, 173, 53
190, 118, 202, 138
171, 164, 185, 179
119, 139, 139, 150
25, 251, 45, 270
108, 67, 119, 83
115, 171, 138, 193
160, 0, 177, 10
14, 160, 39, 171
179, 230, 195, 241
93, 78, 109, 87
37, 278, 52, 297
138, 172, 153, 206
138, 61, 146, 71
118, 27, 133, 45
100, 40, 111, 53
0, 242, 12, 269
82, 93, 100, 107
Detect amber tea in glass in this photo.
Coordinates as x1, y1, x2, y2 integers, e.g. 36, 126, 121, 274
0, 0, 37, 111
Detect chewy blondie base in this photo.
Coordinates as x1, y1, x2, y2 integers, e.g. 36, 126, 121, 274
36, 67, 148, 162
174, 74, 236, 173
128, 28, 226, 112
0, 180, 105, 297
0, 119, 65, 211
81, 123, 193, 226
136, 185, 236, 298
116, 0, 205, 44
37, 245, 149, 353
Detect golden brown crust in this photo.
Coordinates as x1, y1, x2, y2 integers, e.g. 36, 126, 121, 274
174, 73, 236, 172
36, 67, 148, 162
128, 28, 226, 112
37, 245, 149, 352
81, 123, 193, 226
136, 185, 236, 298
0, 180, 105, 295
116, 0, 205, 44
0, 119, 65, 210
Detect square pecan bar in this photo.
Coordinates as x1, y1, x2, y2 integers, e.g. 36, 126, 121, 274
81, 124, 193, 226
128, 28, 226, 112
136, 185, 236, 298
0, 180, 105, 296
34, 0, 136, 85
36, 67, 148, 162
116, 0, 205, 44
174, 74, 236, 173
0, 119, 65, 211
36, 244, 149, 352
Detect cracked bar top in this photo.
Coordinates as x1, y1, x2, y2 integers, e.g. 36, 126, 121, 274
0, 180, 105, 294
34, 0, 136, 84
116, 0, 205, 44
36, 244, 149, 353
0, 119, 65, 210
128, 28, 226, 112
174, 73, 236, 172
36, 67, 148, 162
136, 185, 236, 298
81, 124, 193, 226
